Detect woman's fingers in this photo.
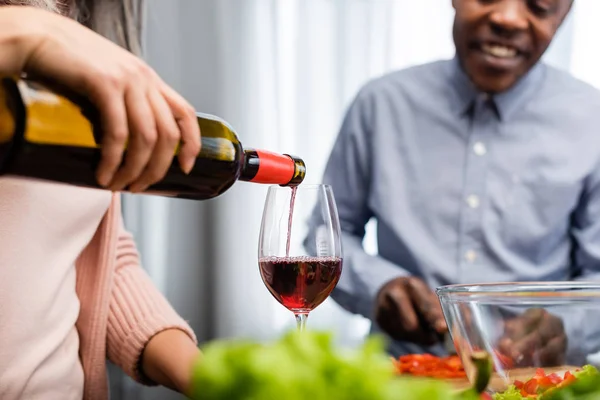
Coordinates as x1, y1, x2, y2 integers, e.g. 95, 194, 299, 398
93, 86, 129, 187
159, 82, 201, 173
108, 85, 157, 191
129, 88, 180, 192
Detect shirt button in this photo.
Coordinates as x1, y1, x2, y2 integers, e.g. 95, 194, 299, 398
466, 195, 480, 209
465, 250, 477, 263
473, 142, 487, 156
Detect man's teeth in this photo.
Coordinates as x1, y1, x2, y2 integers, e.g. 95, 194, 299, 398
482, 44, 517, 58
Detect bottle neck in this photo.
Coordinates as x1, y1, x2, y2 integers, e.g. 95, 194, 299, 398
240, 149, 305, 186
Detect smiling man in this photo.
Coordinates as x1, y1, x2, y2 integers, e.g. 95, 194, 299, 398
307, 0, 600, 361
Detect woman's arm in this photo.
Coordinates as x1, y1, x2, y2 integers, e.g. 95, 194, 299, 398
106, 198, 201, 395
0, 5, 201, 193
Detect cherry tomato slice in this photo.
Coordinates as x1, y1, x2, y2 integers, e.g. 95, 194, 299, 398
523, 378, 539, 395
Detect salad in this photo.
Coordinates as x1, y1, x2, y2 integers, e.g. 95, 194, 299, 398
493, 365, 600, 400
189, 330, 600, 400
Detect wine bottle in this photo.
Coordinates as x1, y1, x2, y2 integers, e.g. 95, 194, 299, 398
0, 77, 305, 200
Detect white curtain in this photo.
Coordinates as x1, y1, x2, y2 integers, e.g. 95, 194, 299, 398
117, 1, 594, 398
570, 1, 600, 89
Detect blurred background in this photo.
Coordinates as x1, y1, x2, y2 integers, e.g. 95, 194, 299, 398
109, 0, 600, 398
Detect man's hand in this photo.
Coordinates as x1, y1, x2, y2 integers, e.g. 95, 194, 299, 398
497, 308, 567, 367
375, 276, 448, 346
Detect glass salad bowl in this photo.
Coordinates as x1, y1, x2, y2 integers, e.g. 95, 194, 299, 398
436, 282, 600, 394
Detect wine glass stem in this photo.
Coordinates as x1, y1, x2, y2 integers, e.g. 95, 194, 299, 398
295, 313, 308, 332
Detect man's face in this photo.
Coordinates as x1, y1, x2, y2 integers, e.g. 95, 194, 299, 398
453, 0, 572, 93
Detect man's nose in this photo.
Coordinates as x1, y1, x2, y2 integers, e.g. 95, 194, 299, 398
489, 0, 529, 35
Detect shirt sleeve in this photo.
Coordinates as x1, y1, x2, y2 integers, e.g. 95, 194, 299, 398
571, 161, 600, 280
305, 87, 409, 320
106, 204, 198, 385
564, 161, 600, 361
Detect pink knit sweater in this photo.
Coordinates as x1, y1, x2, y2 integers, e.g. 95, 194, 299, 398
75, 193, 196, 399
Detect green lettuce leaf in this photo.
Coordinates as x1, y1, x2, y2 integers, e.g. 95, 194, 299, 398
189, 330, 460, 400
573, 365, 599, 380
492, 385, 526, 400
542, 365, 600, 400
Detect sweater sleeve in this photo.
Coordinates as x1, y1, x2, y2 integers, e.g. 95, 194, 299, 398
106, 208, 198, 385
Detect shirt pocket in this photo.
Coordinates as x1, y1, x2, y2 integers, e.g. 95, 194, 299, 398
499, 175, 581, 257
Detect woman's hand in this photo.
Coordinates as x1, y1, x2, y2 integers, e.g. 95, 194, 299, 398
0, 6, 201, 192
141, 329, 202, 396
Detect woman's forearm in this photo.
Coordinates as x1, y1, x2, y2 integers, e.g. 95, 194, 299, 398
141, 328, 202, 395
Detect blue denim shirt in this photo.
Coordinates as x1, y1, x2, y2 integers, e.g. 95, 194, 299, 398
308, 57, 600, 357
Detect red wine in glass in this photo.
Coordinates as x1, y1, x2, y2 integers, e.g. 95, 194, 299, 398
259, 184, 342, 332
259, 256, 342, 313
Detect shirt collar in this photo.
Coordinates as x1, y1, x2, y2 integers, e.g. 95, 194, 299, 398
446, 55, 546, 121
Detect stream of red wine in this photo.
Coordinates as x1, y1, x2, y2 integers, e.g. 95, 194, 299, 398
285, 186, 297, 257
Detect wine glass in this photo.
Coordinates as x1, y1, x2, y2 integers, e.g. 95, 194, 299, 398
258, 184, 343, 331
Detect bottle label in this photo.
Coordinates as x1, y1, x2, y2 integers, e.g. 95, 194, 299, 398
251, 150, 295, 184
18, 80, 98, 149
0, 79, 16, 144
